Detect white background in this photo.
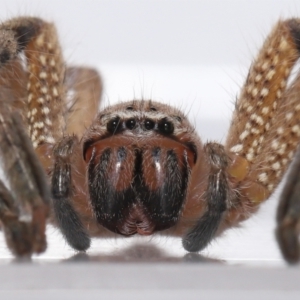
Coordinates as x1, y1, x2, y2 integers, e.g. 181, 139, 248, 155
0, 0, 299, 264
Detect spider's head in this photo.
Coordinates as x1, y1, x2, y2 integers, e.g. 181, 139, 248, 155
82, 100, 199, 236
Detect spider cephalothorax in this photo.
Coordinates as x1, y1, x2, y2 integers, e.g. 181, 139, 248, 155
82, 100, 198, 237
0, 16, 300, 263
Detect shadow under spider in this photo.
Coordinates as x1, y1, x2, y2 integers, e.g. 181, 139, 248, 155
61, 244, 224, 264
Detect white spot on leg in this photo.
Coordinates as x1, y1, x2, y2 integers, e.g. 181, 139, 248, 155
239, 130, 250, 141
292, 125, 300, 136
272, 55, 279, 65
277, 127, 284, 135
32, 129, 38, 138
250, 114, 264, 126
36, 34, 45, 46
271, 140, 279, 150
45, 118, 52, 126
258, 173, 268, 183
277, 144, 287, 155
286, 112, 293, 121
41, 87, 48, 94
276, 90, 282, 98
266, 70, 275, 81
51, 73, 59, 82
280, 80, 286, 88
279, 38, 288, 51
50, 59, 56, 67
45, 136, 55, 143
39, 72, 47, 79
33, 122, 45, 129
255, 74, 262, 82
261, 107, 269, 115
260, 88, 269, 97
261, 61, 270, 71
42, 107, 50, 115
272, 162, 281, 170
39, 55, 46, 65
252, 139, 258, 147
247, 105, 253, 113
37, 97, 45, 104
245, 122, 251, 129
251, 88, 258, 97
52, 87, 58, 97
251, 128, 260, 134
230, 144, 243, 153
246, 153, 254, 161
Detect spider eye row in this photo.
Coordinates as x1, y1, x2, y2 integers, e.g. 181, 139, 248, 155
106, 117, 174, 135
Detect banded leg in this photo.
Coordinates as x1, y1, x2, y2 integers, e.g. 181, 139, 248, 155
225, 19, 300, 223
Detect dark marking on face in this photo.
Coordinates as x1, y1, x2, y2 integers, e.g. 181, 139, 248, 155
87, 144, 191, 236
0, 49, 10, 64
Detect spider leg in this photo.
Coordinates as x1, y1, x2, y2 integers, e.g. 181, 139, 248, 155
51, 135, 91, 251
65, 67, 102, 137
0, 17, 67, 255
276, 146, 300, 264
0, 111, 50, 256
9, 18, 102, 251
182, 143, 229, 252
0, 180, 33, 256
183, 19, 300, 256
223, 19, 300, 223
270, 72, 300, 264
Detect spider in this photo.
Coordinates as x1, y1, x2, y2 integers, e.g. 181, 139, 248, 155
0, 16, 299, 264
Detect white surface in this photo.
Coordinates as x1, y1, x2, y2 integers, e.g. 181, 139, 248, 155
0, 0, 299, 267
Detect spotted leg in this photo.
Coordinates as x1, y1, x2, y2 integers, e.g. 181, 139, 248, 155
274, 72, 300, 264
276, 130, 300, 263
182, 19, 300, 253
222, 19, 300, 230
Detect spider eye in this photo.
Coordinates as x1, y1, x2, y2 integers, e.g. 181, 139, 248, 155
107, 117, 121, 133
125, 118, 136, 130
145, 119, 155, 130
158, 118, 174, 135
